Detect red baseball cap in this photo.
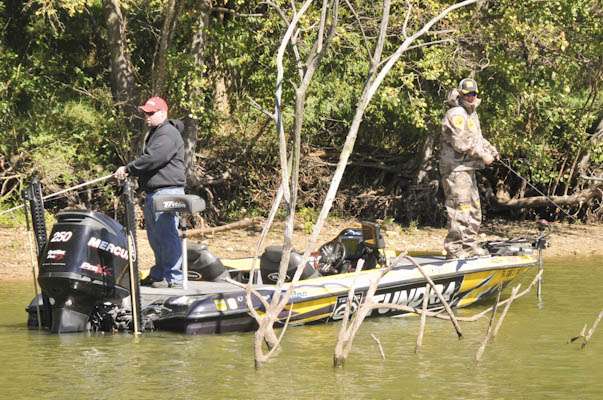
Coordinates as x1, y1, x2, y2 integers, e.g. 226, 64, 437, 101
139, 96, 168, 113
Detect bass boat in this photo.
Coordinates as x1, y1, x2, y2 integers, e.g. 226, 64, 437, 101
24, 181, 548, 335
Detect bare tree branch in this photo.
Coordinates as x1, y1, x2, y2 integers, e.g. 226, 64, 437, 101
568, 310, 603, 349
248, 0, 482, 368
281, 1, 482, 332
402, 255, 462, 338
252, 0, 318, 367
246, 95, 276, 120
378, 38, 455, 69
271, 0, 315, 305
402, 0, 412, 38
211, 6, 264, 17
369, 0, 391, 76
343, 0, 370, 57
265, 1, 305, 80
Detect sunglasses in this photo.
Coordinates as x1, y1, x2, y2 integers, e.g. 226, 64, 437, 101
144, 110, 157, 116
463, 92, 478, 97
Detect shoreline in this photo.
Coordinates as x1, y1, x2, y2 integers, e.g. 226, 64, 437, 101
2, 220, 601, 282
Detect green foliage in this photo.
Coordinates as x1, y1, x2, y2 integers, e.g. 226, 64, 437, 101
472, 0, 602, 183
0, 209, 28, 228
298, 207, 319, 234
405, 219, 419, 234
0, 207, 56, 229
0, 0, 600, 221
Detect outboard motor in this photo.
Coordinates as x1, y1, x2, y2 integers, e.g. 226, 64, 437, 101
260, 246, 319, 284
38, 210, 131, 333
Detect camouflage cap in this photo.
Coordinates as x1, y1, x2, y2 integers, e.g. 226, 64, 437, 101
458, 78, 479, 94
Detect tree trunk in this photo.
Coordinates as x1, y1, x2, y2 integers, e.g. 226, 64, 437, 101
415, 132, 436, 185
103, 0, 139, 129
183, 1, 211, 186
496, 185, 602, 209
187, 217, 261, 237
212, 10, 231, 116
152, 0, 182, 96
250, 0, 333, 367
213, 73, 231, 116
577, 117, 603, 178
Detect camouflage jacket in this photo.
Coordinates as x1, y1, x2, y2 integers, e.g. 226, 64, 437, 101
439, 92, 497, 175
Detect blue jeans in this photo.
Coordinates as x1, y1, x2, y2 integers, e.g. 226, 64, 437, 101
144, 187, 184, 284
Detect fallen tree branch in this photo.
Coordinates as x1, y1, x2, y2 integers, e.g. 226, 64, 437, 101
334, 260, 388, 367
495, 185, 602, 209
371, 333, 386, 360
569, 310, 603, 349
201, 170, 233, 186
475, 284, 520, 362
580, 175, 603, 182
475, 285, 503, 362
187, 217, 262, 237
362, 269, 543, 323
415, 283, 430, 353
401, 255, 463, 338
312, 158, 401, 173
491, 285, 520, 339
329, 267, 542, 367
224, 277, 271, 312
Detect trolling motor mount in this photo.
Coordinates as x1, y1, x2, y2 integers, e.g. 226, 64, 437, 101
534, 219, 551, 250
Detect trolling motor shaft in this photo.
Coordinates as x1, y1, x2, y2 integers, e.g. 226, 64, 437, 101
22, 178, 53, 329
121, 179, 142, 334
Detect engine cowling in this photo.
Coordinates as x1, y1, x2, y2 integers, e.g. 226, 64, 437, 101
38, 210, 131, 333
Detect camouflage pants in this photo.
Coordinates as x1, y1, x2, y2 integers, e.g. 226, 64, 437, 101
442, 170, 482, 258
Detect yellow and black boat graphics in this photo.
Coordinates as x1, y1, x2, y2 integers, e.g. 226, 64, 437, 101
271, 255, 537, 326
152, 252, 540, 334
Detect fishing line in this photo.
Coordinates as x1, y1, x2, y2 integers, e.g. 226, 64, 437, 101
0, 174, 114, 216
40, 184, 113, 203
43, 174, 114, 201
497, 159, 578, 221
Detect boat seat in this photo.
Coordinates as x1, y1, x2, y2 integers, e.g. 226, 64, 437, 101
260, 245, 320, 284
153, 194, 206, 214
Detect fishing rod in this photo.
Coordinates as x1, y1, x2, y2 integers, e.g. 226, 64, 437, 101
0, 174, 114, 216
496, 159, 578, 222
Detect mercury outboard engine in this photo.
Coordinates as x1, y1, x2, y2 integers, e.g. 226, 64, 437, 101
37, 210, 131, 333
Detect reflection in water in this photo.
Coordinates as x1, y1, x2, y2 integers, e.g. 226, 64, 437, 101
1, 257, 603, 399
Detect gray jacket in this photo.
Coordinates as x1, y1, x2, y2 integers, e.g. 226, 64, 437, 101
127, 119, 186, 191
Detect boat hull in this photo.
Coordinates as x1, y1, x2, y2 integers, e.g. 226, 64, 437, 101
150, 255, 536, 335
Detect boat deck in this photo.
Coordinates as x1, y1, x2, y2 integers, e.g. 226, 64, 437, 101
135, 255, 450, 308
138, 281, 245, 308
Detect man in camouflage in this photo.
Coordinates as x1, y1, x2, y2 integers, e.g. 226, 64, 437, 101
439, 78, 498, 259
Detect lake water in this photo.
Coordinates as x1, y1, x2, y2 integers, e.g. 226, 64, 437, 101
1, 257, 602, 400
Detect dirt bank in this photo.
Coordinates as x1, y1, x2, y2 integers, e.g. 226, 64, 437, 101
2, 219, 601, 282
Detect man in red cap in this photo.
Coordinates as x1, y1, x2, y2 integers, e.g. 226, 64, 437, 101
114, 96, 186, 288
